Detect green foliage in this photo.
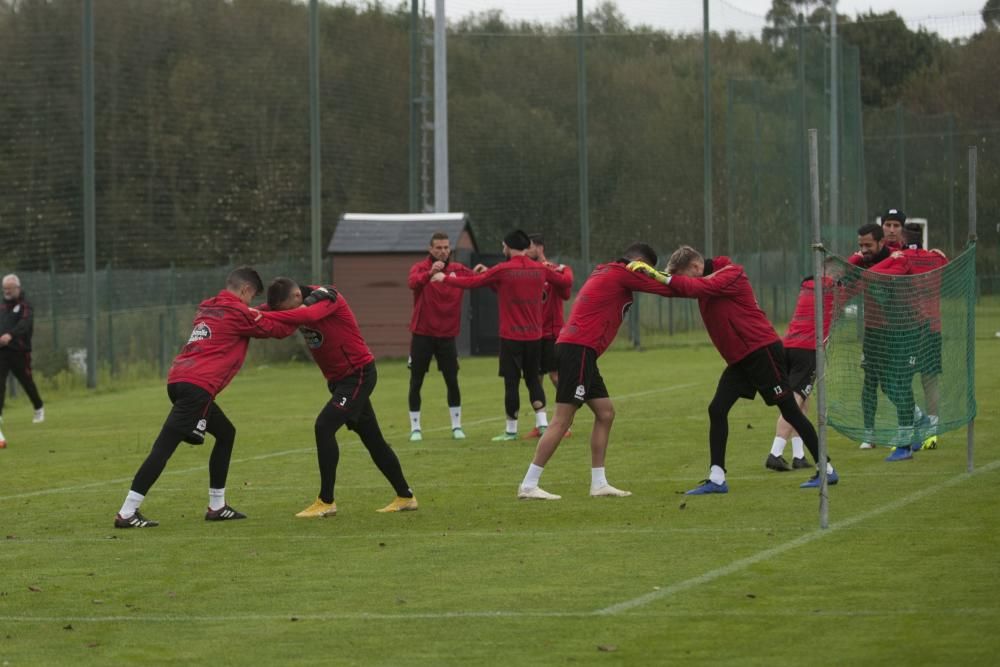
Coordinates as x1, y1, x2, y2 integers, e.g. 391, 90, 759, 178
1, 344, 999, 664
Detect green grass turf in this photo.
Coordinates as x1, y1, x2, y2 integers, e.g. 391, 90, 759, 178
1, 339, 999, 665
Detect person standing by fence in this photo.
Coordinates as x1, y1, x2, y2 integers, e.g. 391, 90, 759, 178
0, 274, 45, 448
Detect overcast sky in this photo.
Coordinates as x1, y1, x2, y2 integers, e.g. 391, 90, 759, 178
442, 0, 988, 39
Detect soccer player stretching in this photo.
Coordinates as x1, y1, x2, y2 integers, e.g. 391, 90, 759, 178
406, 231, 475, 441
433, 230, 568, 440
263, 279, 417, 517
629, 246, 838, 493
516, 243, 674, 500
113, 268, 295, 528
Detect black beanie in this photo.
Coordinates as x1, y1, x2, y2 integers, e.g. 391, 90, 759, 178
503, 229, 531, 251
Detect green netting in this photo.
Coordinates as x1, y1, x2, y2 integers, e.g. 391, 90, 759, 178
824, 245, 977, 446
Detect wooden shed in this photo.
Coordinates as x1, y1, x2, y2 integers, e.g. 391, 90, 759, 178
327, 213, 478, 359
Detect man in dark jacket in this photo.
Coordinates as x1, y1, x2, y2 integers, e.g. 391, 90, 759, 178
0, 274, 45, 448
629, 246, 839, 494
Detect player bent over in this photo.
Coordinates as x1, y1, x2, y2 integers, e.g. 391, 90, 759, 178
516, 242, 674, 500
629, 246, 838, 493
765, 268, 835, 472
113, 267, 296, 528
263, 279, 416, 517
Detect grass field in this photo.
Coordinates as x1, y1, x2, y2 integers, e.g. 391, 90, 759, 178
2, 338, 999, 665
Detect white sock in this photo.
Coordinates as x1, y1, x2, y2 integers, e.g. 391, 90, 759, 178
119, 490, 145, 518
450, 406, 461, 429
535, 410, 548, 428
770, 437, 787, 457
826, 462, 835, 475
709, 465, 726, 485
914, 405, 924, 421
506, 418, 517, 434
209, 488, 226, 511
591, 466, 608, 489
791, 437, 805, 459
522, 463, 544, 488
409, 411, 421, 432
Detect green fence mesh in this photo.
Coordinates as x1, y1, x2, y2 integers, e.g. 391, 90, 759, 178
825, 245, 977, 446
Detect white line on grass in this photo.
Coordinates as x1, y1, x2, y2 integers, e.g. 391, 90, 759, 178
0, 383, 701, 503
2, 459, 996, 624
595, 458, 1000, 615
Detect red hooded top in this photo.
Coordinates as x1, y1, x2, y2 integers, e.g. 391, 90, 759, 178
782, 276, 835, 351
665, 257, 781, 364
870, 248, 948, 332
408, 256, 475, 338
168, 290, 295, 397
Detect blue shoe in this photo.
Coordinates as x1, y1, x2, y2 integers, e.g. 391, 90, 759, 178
885, 446, 914, 462
800, 469, 839, 488
684, 479, 728, 495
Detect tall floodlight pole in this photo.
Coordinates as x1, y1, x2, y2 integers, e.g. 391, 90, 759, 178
828, 1, 839, 245
433, 0, 449, 212
967, 146, 977, 473
703, 0, 713, 256
82, 0, 97, 389
309, 0, 322, 284
809, 128, 829, 529
576, 0, 591, 269
409, 0, 420, 212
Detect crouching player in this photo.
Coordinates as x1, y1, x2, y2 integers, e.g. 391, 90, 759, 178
628, 247, 838, 493
516, 243, 675, 500
263, 279, 417, 517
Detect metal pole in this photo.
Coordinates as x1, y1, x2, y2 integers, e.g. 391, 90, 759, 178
409, 0, 420, 212
309, 0, 322, 284
809, 128, 829, 529
702, 0, 713, 257
947, 113, 955, 252
576, 0, 591, 269
433, 0, 449, 212
896, 102, 906, 209
967, 146, 977, 473
82, 0, 97, 389
797, 14, 808, 275
828, 2, 839, 243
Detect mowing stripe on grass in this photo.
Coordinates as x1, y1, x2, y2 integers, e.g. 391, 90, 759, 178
595, 458, 1000, 615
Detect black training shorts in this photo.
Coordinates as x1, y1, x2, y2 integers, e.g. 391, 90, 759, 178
498, 338, 542, 379
539, 337, 558, 374
164, 382, 218, 444
554, 343, 609, 406
784, 347, 817, 398
918, 323, 943, 376
721, 341, 793, 406
409, 334, 459, 376
327, 362, 378, 429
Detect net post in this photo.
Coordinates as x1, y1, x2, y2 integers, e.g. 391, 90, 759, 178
967, 146, 977, 473
809, 128, 829, 529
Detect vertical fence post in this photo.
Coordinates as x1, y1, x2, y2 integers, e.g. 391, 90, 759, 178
809, 128, 829, 529
409, 0, 420, 213
82, 0, 98, 389
105, 263, 115, 377
702, 0, 713, 257
576, 0, 590, 270
967, 146, 977, 473
49, 257, 59, 351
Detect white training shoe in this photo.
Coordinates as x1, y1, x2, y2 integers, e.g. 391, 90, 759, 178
33, 407, 45, 424
859, 442, 875, 450
517, 486, 561, 500
590, 484, 632, 497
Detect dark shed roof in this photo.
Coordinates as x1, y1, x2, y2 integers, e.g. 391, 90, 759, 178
327, 213, 476, 254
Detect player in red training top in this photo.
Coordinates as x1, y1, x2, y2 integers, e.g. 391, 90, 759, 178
406, 231, 475, 442
524, 233, 574, 438
263, 279, 417, 517
433, 229, 568, 441
764, 261, 837, 473
629, 246, 839, 494
113, 267, 297, 528
515, 242, 674, 501
845, 222, 892, 449
870, 222, 949, 459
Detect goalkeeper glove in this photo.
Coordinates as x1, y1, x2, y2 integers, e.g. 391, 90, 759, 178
626, 260, 671, 285
303, 285, 338, 306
